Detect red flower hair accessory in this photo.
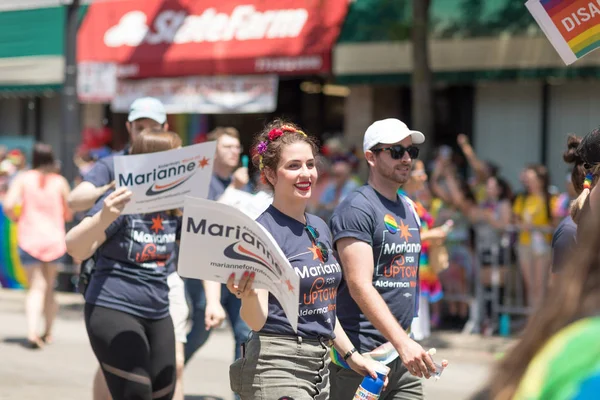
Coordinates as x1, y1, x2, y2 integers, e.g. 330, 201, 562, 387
268, 128, 283, 141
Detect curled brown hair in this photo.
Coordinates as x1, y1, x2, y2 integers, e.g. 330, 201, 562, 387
563, 133, 600, 224
130, 129, 183, 216
251, 119, 319, 190
489, 209, 600, 399
130, 128, 182, 155
563, 135, 587, 194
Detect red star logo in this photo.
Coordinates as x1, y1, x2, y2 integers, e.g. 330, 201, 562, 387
308, 244, 321, 261
198, 157, 210, 169
150, 214, 164, 234
286, 279, 294, 292
398, 220, 412, 242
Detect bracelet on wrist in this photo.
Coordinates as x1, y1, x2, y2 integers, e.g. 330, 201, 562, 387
343, 347, 358, 361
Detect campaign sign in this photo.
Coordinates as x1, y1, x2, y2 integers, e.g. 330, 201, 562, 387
114, 141, 216, 214
178, 196, 300, 332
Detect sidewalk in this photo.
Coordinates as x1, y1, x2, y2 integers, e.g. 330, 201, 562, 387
0, 288, 507, 399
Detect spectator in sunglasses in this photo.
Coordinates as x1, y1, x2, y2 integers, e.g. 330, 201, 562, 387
225, 120, 382, 400
329, 118, 442, 400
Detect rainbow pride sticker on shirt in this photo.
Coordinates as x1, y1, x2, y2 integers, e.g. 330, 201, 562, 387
384, 214, 398, 234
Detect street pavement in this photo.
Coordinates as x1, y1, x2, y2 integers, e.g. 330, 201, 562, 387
0, 289, 511, 399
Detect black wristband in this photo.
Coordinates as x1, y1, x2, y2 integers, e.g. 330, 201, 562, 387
343, 347, 358, 361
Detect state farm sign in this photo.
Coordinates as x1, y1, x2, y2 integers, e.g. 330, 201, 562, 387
104, 5, 309, 47
78, 0, 349, 77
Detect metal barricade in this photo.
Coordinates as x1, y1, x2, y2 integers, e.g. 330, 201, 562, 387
469, 225, 553, 336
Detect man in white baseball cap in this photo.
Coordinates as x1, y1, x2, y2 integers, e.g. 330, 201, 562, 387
329, 118, 442, 399
128, 97, 167, 124
68, 97, 169, 211
362, 118, 425, 154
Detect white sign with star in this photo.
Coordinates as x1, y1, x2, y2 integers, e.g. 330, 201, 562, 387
178, 196, 301, 332
114, 141, 216, 214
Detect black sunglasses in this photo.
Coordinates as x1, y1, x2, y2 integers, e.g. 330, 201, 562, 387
371, 144, 419, 160
305, 225, 329, 263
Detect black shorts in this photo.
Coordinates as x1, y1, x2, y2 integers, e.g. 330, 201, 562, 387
84, 303, 176, 400
479, 248, 507, 267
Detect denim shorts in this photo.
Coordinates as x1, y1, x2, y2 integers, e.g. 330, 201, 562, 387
18, 247, 64, 266
230, 332, 332, 400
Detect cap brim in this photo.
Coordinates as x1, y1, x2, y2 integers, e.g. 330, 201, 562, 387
127, 111, 166, 124
410, 130, 425, 144
376, 130, 425, 146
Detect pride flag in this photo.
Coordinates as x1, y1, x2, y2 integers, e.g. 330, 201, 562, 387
0, 203, 27, 289
526, 0, 600, 65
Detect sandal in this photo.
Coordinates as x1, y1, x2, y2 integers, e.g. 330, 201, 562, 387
25, 337, 45, 349
41, 333, 53, 345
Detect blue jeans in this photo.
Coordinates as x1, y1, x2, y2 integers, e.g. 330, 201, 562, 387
184, 278, 251, 364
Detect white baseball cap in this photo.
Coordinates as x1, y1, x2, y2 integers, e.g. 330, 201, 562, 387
127, 97, 167, 124
363, 118, 425, 153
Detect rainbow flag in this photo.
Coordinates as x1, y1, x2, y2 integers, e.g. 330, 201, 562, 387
0, 203, 27, 289
526, 0, 600, 65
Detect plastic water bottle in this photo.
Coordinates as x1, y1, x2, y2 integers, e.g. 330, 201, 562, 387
499, 313, 511, 337
353, 362, 389, 399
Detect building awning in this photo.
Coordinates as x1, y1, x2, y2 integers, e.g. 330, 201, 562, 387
0, 7, 65, 87
78, 0, 349, 78
333, 0, 600, 84
0, 4, 88, 95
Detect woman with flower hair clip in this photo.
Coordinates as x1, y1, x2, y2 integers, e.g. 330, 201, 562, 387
227, 120, 383, 399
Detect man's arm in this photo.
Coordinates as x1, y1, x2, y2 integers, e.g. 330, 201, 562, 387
68, 181, 115, 212
336, 237, 436, 378
202, 280, 226, 330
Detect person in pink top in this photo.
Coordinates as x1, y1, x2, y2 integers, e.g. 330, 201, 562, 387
4, 143, 72, 349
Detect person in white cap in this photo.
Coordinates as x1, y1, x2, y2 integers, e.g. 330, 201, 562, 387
68, 97, 168, 211
328, 118, 439, 399
67, 98, 192, 400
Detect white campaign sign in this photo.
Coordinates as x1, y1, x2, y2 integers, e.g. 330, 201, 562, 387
114, 142, 216, 214
178, 196, 300, 332
217, 187, 273, 220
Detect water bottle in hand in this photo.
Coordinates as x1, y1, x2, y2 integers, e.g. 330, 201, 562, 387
353, 362, 389, 399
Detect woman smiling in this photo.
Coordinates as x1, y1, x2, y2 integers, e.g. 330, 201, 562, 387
227, 120, 382, 399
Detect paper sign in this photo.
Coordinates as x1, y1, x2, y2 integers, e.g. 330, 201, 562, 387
217, 187, 273, 220
526, 0, 600, 65
114, 142, 216, 214
178, 196, 300, 332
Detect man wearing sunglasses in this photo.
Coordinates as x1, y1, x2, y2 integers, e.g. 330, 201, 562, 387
329, 118, 436, 399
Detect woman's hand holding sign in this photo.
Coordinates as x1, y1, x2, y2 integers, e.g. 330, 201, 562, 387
226, 271, 269, 332
227, 271, 257, 299
100, 187, 132, 224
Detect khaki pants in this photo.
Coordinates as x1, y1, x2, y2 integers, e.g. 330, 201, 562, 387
329, 357, 423, 400
230, 333, 331, 400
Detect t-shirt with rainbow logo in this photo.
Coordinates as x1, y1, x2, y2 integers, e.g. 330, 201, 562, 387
330, 185, 421, 354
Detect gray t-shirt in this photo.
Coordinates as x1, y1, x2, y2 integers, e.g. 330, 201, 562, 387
551, 216, 577, 273
257, 206, 342, 339
329, 185, 421, 353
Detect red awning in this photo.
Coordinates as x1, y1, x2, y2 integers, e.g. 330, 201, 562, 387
78, 0, 349, 78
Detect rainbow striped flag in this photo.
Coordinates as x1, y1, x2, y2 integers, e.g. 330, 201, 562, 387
526, 0, 600, 65
0, 203, 27, 289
